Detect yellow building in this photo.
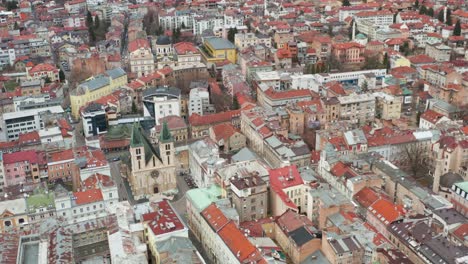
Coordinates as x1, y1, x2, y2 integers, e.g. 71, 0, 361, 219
200, 37, 237, 65
374, 92, 402, 120
70, 68, 127, 118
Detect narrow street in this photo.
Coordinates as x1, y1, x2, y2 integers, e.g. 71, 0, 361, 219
109, 161, 134, 204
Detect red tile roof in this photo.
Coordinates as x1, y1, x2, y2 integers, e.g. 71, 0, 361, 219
408, 54, 435, 64
82, 173, 115, 189
128, 38, 150, 53
452, 223, 468, 241
218, 221, 265, 263
420, 109, 445, 124
333, 42, 365, 50
202, 203, 230, 232
28, 63, 58, 74
73, 189, 104, 205
18, 131, 40, 145
263, 88, 312, 100
143, 200, 185, 237
211, 123, 239, 142
3, 150, 39, 164
269, 165, 304, 189
189, 110, 240, 127
48, 149, 74, 163
354, 187, 381, 208
173, 41, 199, 55
369, 199, 405, 225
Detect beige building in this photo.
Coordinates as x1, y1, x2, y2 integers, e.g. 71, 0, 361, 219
424, 67, 462, 88
0, 198, 28, 231
151, 115, 188, 144
264, 135, 311, 168
337, 93, 375, 126
230, 175, 268, 222
273, 30, 294, 49
208, 123, 246, 154
374, 92, 402, 120
129, 122, 176, 199
128, 38, 155, 77
425, 43, 451, 62
322, 233, 365, 264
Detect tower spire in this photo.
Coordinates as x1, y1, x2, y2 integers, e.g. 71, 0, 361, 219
159, 121, 173, 143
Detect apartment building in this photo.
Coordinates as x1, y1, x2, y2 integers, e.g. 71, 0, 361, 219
234, 32, 272, 49
425, 43, 452, 62
322, 234, 365, 264
173, 42, 201, 67
337, 93, 375, 125
128, 39, 155, 78
373, 92, 402, 120
230, 175, 268, 222
332, 42, 365, 64
188, 88, 211, 117
142, 86, 181, 125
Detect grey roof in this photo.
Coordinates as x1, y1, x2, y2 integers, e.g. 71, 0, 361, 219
419, 237, 468, 264
143, 86, 181, 99
440, 172, 463, 188
156, 35, 171, 45
431, 99, 460, 114
78, 74, 110, 92
301, 250, 330, 264
433, 208, 466, 225
205, 37, 236, 50
231, 147, 257, 162
288, 226, 316, 247
106, 67, 126, 79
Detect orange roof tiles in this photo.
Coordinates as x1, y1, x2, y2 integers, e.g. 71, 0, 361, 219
264, 88, 312, 100
420, 109, 445, 124
354, 187, 381, 208
28, 63, 58, 73
202, 203, 230, 232
143, 200, 185, 236
82, 173, 115, 189
73, 189, 104, 205
189, 110, 240, 127
128, 38, 150, 53
369, 199, 405, 224
211, 123, 239, 142
173, 42, 199, 55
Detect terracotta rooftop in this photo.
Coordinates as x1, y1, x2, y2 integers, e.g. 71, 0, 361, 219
263, 88, 312, 100
73, 189, 104, 205
210, 123, 239, 142
143, 200, 185, 237
369, 199, 405, 225
189, 110, 240, 127
420, 109, 445, 124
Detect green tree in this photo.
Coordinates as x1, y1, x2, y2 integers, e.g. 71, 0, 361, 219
13, 21, 19, 30
181, 22, 186, 29
89, 28, 96, 43
393, 12, 398, 23
59, 69, 65, 82
446, 9, 452, 25
44, 76, 51, 83
227, 27, 238, 43
86, 11, 93, 28
342, 0, 350, 6
94, 15, 100, 29
361, 80, 368, 92
132, 100, 137, 113
6, 1, 18, 11
427, 8, 434, 17
419, 6, 427, 15
383, 53, 390, 70
414, 0, 419, 8
453, 20, 461, 36
232, 95, 240, 110
437, 10, 444, 22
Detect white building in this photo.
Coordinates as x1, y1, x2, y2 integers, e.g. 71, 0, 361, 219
0, 47, 15, 69
142, 86, 181, 125
0, 106, 64, 141
189, 88, 211, 117
314, 69, 387, 85
39, 127, 65, 147
188, 137, 226, 188
54, 175, 118, 224
290, 74, 320, 93
193, 15, 224, 35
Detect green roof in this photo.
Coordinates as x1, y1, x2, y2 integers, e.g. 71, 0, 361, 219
159, 121, 173, 143
26, 191, 55, 211
131, 122, 161, 164
105, 124, 132, 140
454, 181, 468, 193
186, 185, 222, 212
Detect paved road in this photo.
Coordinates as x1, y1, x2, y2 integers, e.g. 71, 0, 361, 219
109, 161, 135, 204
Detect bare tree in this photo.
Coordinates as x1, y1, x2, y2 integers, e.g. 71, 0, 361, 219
401, 143, 430, 178
69, 68, 93, 88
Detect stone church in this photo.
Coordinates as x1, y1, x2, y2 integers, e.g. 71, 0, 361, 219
129, 121, 176, 199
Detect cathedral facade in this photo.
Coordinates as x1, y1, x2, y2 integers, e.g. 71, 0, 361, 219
129, 122, 177, 199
